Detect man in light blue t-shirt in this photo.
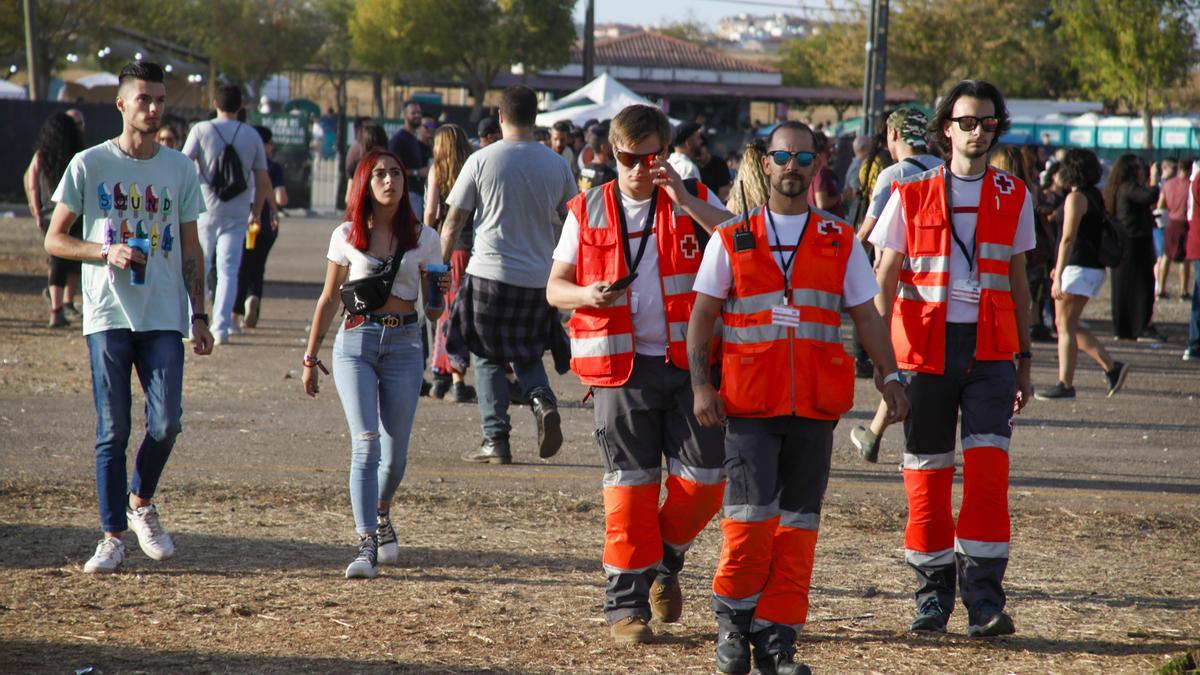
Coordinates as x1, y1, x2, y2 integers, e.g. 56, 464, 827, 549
182, 84, 269, 344
45, 61, 212, 575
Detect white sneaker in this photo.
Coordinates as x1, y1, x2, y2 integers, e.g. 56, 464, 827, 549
126, 504, 175, 560
377, 512, 399, 565
345, 535, 379, 579
229, 322, 244, 335
83, 537, 126, 574
213, 333, 230, 346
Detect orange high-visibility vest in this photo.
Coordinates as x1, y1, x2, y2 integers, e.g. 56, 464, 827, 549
718, 206, 855, 420
890, 166, 1023, 374
567, 180, 713, 387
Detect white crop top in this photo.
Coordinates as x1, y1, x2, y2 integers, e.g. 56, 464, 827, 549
326, 222, 444, 301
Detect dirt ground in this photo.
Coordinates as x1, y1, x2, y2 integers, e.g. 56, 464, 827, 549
1, 213, 1198, 674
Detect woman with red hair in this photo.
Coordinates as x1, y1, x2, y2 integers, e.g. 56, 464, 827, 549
301, 150, 447, 579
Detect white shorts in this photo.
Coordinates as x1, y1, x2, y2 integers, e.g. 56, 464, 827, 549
1060, 265, 1106, 298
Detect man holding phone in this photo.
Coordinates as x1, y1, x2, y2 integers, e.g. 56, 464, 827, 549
548, 105, 732, 644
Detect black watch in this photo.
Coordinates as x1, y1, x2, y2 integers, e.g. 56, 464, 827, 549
191, 313, 209, 324
1016, 351, 1033, 360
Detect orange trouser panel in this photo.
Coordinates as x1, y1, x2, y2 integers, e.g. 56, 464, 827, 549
956, 447, 1010, 544
602, 483, 663, 571
659, 474, 725, 549
713, 515, 779, 599
754, 527, 819, 627
903, 467, 955, 554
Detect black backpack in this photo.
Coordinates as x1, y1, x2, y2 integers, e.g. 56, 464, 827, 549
210, 123, 248, 201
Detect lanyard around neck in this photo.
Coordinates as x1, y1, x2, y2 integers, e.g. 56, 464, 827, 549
944, 167, 978, 272
615, 185, 659, 277
764, 207, 809, 294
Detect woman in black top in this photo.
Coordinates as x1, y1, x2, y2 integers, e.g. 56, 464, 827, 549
1038, 149, 1127, 400
1104, 153, 1160, 341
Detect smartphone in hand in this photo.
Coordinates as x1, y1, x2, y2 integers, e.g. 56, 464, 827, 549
605, 272, 638, 293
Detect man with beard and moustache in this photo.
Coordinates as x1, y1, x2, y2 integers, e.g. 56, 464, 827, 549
688, 121, 909, 674
870, 80, 1036, 637
387, 101, 429, 214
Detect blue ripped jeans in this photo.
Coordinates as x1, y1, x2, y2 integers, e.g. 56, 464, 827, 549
332, 318, 424, 534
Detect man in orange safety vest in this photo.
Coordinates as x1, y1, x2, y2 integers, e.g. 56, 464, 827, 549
688, 120, 909, 675
547, 104, 734, 644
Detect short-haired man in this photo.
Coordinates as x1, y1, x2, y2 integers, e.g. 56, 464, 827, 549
668, 122, 703, 181
577, 124, 618, 192
441, 86, 578, 464
849, 108, 943, 461
182, 84, 270, 344
477, 116, 501, 147
388, 100, 429, 214
551, 120, 579, 180
806, 132, 845, 219
548, 104, 733, 644
871, 80, 1036, 637
44, 61, 212, 574
689, 121, 909, 674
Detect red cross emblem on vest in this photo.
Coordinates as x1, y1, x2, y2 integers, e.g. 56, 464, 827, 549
993, 173, 1015, 195
680, 233, 700, 259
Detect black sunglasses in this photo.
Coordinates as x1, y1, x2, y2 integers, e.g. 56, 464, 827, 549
949, 115, 1000, 132
615, 148, 664, 168
768, 150, 816, 167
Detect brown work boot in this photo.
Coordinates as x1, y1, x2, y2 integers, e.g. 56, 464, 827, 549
650, 575, 683, 623
610, 616, 654, 644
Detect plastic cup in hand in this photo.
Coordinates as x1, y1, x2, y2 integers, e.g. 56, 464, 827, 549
425, 263, 449, 310
129, 237, 150, 286
245, 221, 259, 250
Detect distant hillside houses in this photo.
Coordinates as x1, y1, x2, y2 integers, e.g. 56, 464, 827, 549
716, 13, 814, 53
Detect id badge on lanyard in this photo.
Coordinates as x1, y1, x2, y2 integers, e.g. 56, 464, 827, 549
950, 278, 981, 304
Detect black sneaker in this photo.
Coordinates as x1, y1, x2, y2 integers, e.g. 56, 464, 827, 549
462, 436, 511, 464
1138, 325, 1166, 343
753, 650, 812, 675
419, 379, 432, 397
446, 381, 477, 403
854, 358, 874, 379
431, 375, 452, 399
1105, 362, 1129, 397
1034, 382, 1076, 400
715, 631, 751, 674
345, 534, 379, 579
530, 392, 562, 459
910, 597, 950, 633
967, 610, 1015, 637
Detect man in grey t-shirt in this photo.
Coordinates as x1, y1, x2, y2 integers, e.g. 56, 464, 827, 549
182, 85, 270, 344
857, 108, 941, 248
441, 85, 578, 466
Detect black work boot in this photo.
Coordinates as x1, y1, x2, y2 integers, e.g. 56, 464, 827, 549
910, 563, 956, 632
462, 436, 511, 464
529, 390, 562, 459
754, 649, 812, 675
911, 596, 951, 632
967, 609, 1016, 637
714, 630, 751, 674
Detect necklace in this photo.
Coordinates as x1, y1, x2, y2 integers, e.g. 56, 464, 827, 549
115, 135, 158, 160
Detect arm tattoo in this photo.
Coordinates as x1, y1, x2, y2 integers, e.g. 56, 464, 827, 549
182, 255, 204, 309
688, 339, 711, 386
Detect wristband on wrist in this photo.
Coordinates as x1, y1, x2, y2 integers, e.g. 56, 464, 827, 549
100, 243, 111, 262
303, 354, 329, 375
883, 371, 904, 386
191, 313, 209, 325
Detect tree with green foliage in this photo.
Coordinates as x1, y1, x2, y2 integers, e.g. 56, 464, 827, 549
1054, 0, 1198, 148
1, 0, 104, 99
778, 19, 867, 120
349, 0, 576, 120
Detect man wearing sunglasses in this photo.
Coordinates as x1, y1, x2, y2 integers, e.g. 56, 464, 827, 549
688, 121, 908, 675
869, 80, 1037, 638
548, 104, 733, 645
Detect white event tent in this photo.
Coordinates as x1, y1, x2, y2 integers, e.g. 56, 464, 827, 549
536, 73, 677, 128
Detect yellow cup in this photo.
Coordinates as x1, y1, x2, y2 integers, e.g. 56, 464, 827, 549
246, 222, 260, 250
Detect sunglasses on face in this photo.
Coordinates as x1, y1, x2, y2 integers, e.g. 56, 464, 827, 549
948, 115, 1000, 132
768, 150, 816, 167
423, 122, 436, 130
615, 148, 664, 168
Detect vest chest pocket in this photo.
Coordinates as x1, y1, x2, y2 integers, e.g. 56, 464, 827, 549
910, 210, 945, 257
576, 240, 622, 285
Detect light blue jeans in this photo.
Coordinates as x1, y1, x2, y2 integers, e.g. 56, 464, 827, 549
197, 213, 247, 340
332, 318, 424, 534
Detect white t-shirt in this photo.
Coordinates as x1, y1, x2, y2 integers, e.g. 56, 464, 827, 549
554, 189, 727, 356
868, 170, 1037, 323
52, 141, 205, 336
182, 119, 267, 222
326, 222, 443, 302
693, 209, 879, 308
667, 152, 701, 181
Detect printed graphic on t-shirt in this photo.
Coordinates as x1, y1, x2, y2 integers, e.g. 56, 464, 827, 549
99, 178, 179, 263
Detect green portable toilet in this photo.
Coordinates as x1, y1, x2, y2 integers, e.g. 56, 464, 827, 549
1158, 116, 1199, 151
1096, 116, 1130, 149
1064, 113, 1099, 148
1126, 116, 1160, 150
1034, 113, 1067, 146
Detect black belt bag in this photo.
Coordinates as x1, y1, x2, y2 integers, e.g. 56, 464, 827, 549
340, 246, 404, 315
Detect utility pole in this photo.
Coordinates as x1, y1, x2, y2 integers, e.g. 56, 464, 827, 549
582, 0, 595, 84
23, 0, 40, 101
860, 0, 889, 137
